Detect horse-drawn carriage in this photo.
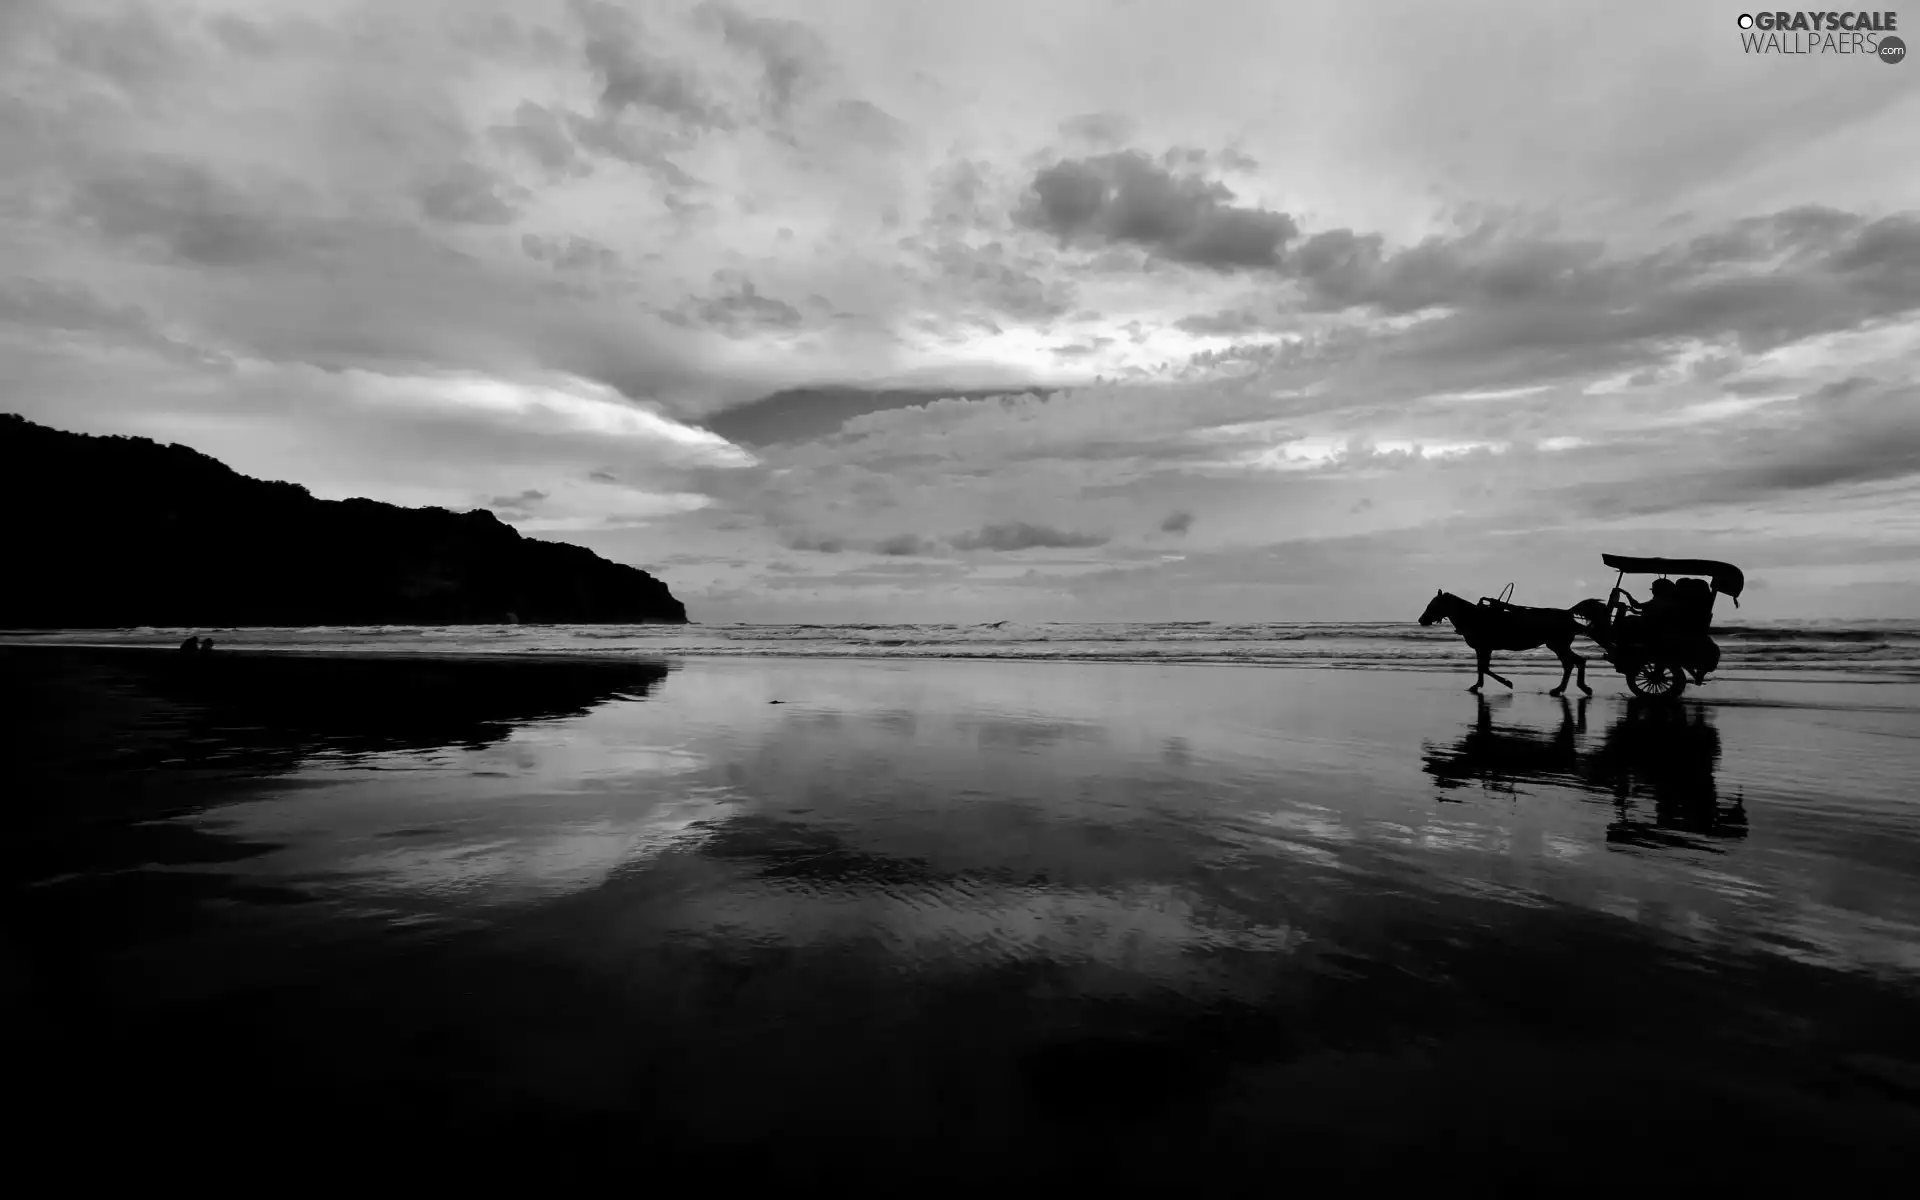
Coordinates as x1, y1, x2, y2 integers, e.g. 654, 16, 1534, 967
1571, 554, 1744, 700
1419, 554, 1745, 700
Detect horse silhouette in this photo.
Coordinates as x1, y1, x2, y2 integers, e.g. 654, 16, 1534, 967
1417, 590, 1592, 696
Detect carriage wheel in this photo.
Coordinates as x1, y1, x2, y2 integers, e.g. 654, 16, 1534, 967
1624, 660, 1688, 700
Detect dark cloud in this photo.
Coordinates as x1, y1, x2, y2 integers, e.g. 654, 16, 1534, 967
873, 533, 940, 556
916, 239, 1077, 323
489, 101, 586, 177
0, 277, 160, 343
487, 488, 549, 514
572, 0, 730, 129
1160, 146, 1259, 173
45, 1, 178, 90
1290, 223, 1609, 315
205, 14, 292, 58
1160, 510, 1194, 535
1706, 377, 1920, 497
521, 233, 620, 271
666, 270, 803, 335
1562, 378, 1920, 518
1296, 207, 1920, 348
1269, 206, 1920, 398
951, 521, 1108, 551
561, 107, 707, 187
780, 529, 848, 553
1015, 151, 1298, 271
925, 158, 994, 231
69, 157, 297, 267
416, 162, 527, 225
701, 385, 1027, 447
1173, 308, 1277, 336
827, 99, 907, 150
586, 469, 619, 483
701, 3, 827, 117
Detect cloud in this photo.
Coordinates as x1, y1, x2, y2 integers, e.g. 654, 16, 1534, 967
1173, 308, 1279, 336
521, 233, 621, 271
489, 488, 549, 507
489, 101, 586, 177
914, 239, 1077, 323
1160, 510, 1194, 535
1058, 112, 1136, 145
68, 156, 301, 267
700, 1, 828, 118
700, 385, 1022, 446
780, 529, 848, 553
873, 533, 940, 556
1015, 151, 1298, 271
487, 487, 550, 519
573, 0, 730, 129
1559, 376, 1920, 517
951, 521, 1108, 551
669, 270, 805, 335
416, 162, 527, 225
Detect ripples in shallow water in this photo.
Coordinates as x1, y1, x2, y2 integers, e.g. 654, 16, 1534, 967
10, 649, 1920, 1182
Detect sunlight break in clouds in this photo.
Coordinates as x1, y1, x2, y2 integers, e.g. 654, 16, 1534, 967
344, 371, 757, 467
3, 0, 1919, 619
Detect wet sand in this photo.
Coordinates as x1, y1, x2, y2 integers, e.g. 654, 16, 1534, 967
6, 646, 1920, 1186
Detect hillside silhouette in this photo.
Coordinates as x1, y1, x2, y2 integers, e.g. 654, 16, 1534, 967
0, 413, 687, 627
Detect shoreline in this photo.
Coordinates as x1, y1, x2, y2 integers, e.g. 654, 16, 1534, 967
5, 638, 1916, 686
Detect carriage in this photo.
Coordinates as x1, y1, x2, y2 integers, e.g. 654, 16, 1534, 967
1574, 554, 1745, 700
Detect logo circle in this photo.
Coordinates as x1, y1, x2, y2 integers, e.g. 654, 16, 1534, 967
1737, 13, 1754, 29
1880, 35, 1907, 63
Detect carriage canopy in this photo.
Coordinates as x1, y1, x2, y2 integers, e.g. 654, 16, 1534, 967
1600, 554, 1745, 601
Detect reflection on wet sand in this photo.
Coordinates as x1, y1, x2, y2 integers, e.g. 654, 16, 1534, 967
1424, 695, 1748, 849
8, 650, 1920, 1185
6, 649, 676, 944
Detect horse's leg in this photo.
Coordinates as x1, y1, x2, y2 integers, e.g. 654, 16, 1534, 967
1483, 649, 1513, 690
1549, 640, 1584, 697
1468, 646, 1487, 692
1566, 635, 1593, 695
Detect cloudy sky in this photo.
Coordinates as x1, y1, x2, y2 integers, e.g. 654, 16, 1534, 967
3, 0, 1918, 621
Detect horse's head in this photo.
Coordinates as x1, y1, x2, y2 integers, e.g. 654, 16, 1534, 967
1569, 597, 1610, 624
1417, 589, 1451, 626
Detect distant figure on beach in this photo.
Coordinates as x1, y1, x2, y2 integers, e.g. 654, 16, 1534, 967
179, 635, 200, 653
199, 637, 215, 654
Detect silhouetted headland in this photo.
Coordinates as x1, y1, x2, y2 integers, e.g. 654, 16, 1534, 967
0, 412, 688, 627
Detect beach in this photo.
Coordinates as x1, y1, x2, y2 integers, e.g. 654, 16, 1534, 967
6, 644, 1920, 1185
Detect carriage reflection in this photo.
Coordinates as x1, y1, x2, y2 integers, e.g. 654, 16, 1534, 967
1422, 694, 1746, 848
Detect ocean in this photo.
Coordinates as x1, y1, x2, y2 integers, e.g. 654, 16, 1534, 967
6, 619, 1919, 679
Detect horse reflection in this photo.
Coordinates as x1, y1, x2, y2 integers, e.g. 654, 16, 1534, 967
1421, 696, 1745, 847
1423, 694, 1589, 796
